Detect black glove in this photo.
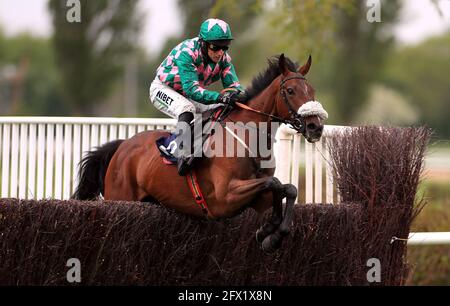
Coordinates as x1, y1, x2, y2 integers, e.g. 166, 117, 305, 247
217, 91, 243, 107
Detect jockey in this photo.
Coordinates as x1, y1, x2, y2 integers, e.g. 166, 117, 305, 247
149, 18, 243, 175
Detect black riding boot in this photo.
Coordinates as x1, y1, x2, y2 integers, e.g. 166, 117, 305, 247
175, 112, 194, 176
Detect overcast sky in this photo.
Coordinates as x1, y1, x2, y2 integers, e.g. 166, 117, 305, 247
0, 0, 449, 55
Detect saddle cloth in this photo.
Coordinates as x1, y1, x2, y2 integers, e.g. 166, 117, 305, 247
156, 133, 178, 164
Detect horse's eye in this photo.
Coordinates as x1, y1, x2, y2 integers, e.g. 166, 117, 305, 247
287, 88, 294, 95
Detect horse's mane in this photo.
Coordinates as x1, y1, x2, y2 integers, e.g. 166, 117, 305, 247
243, 55, 299, 102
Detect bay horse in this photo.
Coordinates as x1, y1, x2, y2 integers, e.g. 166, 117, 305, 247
72, 54, 328, 254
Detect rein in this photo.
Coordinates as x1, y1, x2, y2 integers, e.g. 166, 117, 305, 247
234, 102, 285, 123
234, 73, 307, 133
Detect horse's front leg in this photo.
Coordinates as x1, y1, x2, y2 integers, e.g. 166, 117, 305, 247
260, 183, 297, 254
254, 177, 284, 244
218, 177, 287, 253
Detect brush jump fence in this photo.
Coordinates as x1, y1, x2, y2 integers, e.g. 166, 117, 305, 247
0, 116, 449, 247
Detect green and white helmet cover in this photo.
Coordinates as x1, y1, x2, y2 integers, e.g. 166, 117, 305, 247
199, 18, 233, 41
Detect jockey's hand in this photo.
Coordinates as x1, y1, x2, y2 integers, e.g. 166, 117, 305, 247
217, 90, 244, 107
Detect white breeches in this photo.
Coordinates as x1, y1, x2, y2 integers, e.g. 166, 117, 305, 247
149, 78, 222, 119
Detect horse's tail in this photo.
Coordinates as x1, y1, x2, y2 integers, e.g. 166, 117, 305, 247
71, 139, 124, 200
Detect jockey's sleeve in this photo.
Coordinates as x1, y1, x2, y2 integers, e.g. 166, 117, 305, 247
221, 54, 243, 91
177, 51, 220, 104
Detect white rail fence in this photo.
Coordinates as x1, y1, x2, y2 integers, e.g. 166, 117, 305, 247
0, 116, 449, 245
0, 117, 175, 200
274, 124, 348, 204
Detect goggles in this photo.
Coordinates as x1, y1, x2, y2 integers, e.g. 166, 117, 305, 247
208, 43, 229, 52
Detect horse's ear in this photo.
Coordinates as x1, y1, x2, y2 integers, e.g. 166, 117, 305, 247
278, 53, 289, 76
298, 55, 312, 76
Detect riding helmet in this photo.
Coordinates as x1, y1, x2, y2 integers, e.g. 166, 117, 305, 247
199, 18, 233, 42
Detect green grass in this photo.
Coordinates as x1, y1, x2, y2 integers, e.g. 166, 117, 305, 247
428, 141, 450, 150
407, 179, 450, 285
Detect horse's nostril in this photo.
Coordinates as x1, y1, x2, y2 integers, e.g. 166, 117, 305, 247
307, 123, 317, 131
306, 123, 324, 134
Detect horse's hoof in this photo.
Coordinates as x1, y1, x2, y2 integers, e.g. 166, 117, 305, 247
261, 235, 279, 255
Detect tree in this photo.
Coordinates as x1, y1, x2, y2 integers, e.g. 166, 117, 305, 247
268, 0, 356, 57
329, 0, 401, 123
382, 33, 450, 138
0, 31, 65, 116
48, 0, 143, 115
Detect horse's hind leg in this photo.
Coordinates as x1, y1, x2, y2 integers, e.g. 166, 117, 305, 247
261, 183, 297, 254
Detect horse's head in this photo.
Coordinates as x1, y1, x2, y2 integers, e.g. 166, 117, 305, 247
276, 54, 328, 143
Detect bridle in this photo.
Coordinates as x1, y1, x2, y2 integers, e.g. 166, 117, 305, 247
279, 73, 307, 134
234, 73, 307, 134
